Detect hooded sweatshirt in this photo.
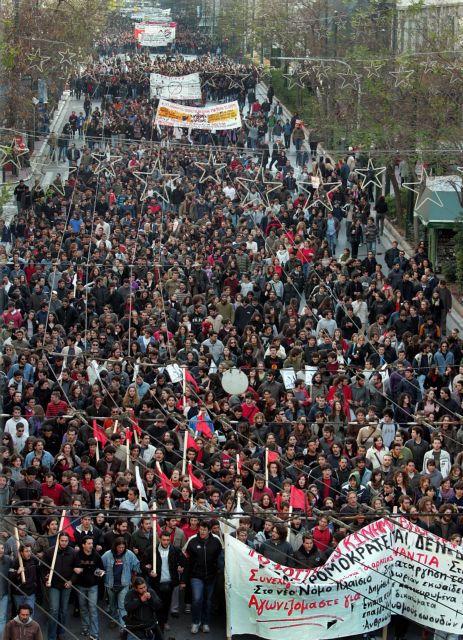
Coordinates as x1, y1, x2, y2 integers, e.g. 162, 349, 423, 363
4, 616, 43, 640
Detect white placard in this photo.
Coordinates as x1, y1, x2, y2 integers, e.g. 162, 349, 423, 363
150, 72, 202, 100
304, 365, 318, 386
281, 368, 296, 390
166, 363, 183, 384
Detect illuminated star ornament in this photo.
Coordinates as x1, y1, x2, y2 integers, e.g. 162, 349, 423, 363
91, 151, 122, 178
365, 61, 384, 79
402, 166, 444, 212
446, 64, 463, 85
26, 48, 51, 73
356, 159, 386, 190
58, 49, 77, 67
282, 72, 307, 91
390, 67, 414, 88
194, 151, 227, 184
309, 170, 342, 211
336, 71, 362, 89
0, 142, 29, 172
259, 169, 283, 206
134, 164, 179, 203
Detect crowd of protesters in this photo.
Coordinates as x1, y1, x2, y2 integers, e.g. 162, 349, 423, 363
1, 18, 463, 640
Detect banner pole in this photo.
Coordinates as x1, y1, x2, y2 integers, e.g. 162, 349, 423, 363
182, 428, 188, 475
152, 501, 157, 575
14, 527, 26, 584
46, 509, 66, 587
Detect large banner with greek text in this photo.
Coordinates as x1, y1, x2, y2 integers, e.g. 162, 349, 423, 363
150, 73, 202, 100
138, 23, 176, 47
225, 517, 463, 638
155, 99, 242, 130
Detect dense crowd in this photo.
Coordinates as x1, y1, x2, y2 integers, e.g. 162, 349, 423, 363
1, 21, 463, 640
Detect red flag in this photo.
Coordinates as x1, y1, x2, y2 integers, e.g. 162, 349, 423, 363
185, 370, 199, 392
267, 449, 279, 463
290, 485, 307, 511
61, 516, 75, 542
195, 418, 213, 438
132, 419, 141, 437
156, 462, 174, 497
125, 427, 133, 444
188, 463, 203, 490
187, 433, 200, 452
93, 419, 108, 446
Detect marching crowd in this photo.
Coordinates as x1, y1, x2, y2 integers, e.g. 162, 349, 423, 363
1, 18, 463, 640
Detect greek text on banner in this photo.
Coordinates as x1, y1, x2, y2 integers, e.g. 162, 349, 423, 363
225, 517, 463, 639
155, 99, 242, 130
150, 73, 202, 100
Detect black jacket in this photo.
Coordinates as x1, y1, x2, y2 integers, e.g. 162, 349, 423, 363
43, 545, 77, 588
184, 534, 223, 583
144, 544, 184, 588
124, 587, 162, 630
74, 548, 104, 588
11, 556, 38, 595
294, 544, 327, 569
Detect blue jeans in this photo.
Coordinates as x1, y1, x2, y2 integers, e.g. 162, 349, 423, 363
78, 585, 99, 638
190, 578, 215, 626
0, 593, 9, 637
366, 240, 376, 254
107, 586, 128, 626
48, 586, 72, 640
13, 593, 35, 616
327, 234, 336, 254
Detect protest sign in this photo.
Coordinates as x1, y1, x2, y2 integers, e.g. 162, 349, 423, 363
281, 368, 296, 390
137, 23, 176, 47
150, 72, 202, 100
155, 99, 242, 130
225, 516, 463, 639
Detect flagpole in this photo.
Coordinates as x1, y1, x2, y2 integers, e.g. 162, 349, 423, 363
236, 453, 240, 475
287, 506, 293, 541
126, 429, 130, 470
182, 429, 188, 475
182, 365, 187, 411
265, 448, 269, 488
152, 500, 157, 575
188, 463, 194, 509
14, 527, 26, 584
46, 509, 66, 587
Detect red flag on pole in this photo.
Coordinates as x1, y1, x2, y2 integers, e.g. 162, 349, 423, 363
187, 433, 200, 452
185, 370, 199, 392
156, 462, 174, 497
93, 419, 108, 446
188, 462, 203, 490
132, 419, 141, 437
267, 450, 279, 463
290, 485, 307, 511
125, 427, 133, 444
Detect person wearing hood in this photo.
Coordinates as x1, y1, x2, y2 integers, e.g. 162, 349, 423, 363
341, 470, 370, 503
4, 604, 43, 640
294, 534, 328, 569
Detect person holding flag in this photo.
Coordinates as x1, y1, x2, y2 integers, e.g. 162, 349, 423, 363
188, 408, 214, 439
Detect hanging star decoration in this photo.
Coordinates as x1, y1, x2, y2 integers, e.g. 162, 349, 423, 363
48, 176, 65, 197
355, 159, 386, 191
402, 166, 444, 212
90, 150, 109, 175
0, 140, 30, 179
58, 49, 77, 67
259, 168, 283, 206
336, 71, 362, 90
259, 67, 273, 82
365, 60, 384, 79
282, 71, 307, 91
236, 172, 262, 206
26, 48, 51, 73
420, 58, 438, 75
389, 67, 414, 88
446, 63, 463, 85
194, 151, 227, 184
134, 160, 180, 203
308, 169, 342, 211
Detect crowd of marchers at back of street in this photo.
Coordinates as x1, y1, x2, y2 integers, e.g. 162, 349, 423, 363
1, 14, 463, 640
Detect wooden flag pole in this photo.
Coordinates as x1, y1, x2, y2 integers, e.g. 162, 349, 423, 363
152, 501, 157, 574
46, 509, 66, 587
182, 430, 188, 475
14, 527, 26, 584
287, 506, 293, 541
236, 453, 240, 475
